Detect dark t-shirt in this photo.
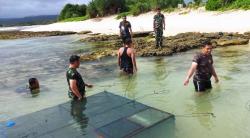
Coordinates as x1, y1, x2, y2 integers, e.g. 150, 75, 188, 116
193, 53, 213, 81
66, 68, 85, 96
119, 21, 131, 37
154, 13, 165, 29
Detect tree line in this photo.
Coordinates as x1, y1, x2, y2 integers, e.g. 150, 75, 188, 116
58, 0, 250, 21
58, 0, 184, 21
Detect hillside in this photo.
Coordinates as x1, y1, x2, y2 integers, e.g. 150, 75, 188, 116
0, 15, 58, 27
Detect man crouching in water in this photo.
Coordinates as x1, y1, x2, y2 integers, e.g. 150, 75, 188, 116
28, 78, 40, 95
66, 55, 93, 100
118, 39, 137, 74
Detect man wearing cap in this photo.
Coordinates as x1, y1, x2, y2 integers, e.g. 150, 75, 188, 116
66, 55, 93, 100
153, 8, 165, 48
119, 15, 133, 44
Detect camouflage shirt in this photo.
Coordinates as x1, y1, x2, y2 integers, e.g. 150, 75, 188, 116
66, 68, 85, 97
193, 53, 214, 81
154, 13, 165, 29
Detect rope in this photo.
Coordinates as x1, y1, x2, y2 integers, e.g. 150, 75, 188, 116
175, 112, 216, 118
94, 77, 216, 119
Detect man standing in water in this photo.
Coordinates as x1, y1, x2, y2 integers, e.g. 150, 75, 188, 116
153, 7, 165, 49
119, 15, 133, 44
118, 39, 137, 74
184, 42, 219, 92
66, 55, 93, 100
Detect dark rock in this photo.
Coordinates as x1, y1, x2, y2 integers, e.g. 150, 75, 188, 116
79, 32, 249, 61
132, 31, 154, 38
77, 31, 92, 34
80, 34, 120, 42
215, 38, 249, 46
2, 30, 248, 62
243, 32, 250, 39
0, 31, 76, 40
80, 31, 154, 43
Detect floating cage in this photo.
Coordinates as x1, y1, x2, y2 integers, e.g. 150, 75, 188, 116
2, 91, 175, 138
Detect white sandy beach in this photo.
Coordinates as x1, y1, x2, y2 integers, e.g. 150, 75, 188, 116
6, 7, 250, 36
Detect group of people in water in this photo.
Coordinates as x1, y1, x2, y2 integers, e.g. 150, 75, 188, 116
26, 8, 218, 100
64, 7, 219, 101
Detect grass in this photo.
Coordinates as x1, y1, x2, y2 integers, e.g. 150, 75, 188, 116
163, 7, 176, 13
60, 15, 89, 22
227, 0, 250, 10
207, 0, 250, 11
116, 12, 132, 19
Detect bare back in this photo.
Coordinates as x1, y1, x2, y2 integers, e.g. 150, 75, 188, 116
119, 47, 133, 57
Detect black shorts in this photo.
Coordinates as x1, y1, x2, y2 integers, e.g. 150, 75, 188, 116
121, 35, 131, 44
121, 67, 133, 74
193, 80, 212, 92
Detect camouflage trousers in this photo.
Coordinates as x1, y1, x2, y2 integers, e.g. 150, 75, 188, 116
155, 29, 163, 48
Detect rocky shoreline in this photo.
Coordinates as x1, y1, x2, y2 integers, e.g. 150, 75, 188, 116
0, 30, 249, 61
0, 31, 76, 39
79, 31, 250, 61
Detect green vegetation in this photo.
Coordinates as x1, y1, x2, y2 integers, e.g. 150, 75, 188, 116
206, 0, 250, 11
116, 12, 131, 19
163, 8, 176, 13
228, 0, 250, 9
194, 0, 202, 5
59, 0, 250, 22
59, 4, 87, 21
126, 0, 184, 16
206, 0, 223, 10
116, 0, 184, 18
60, 16, 89, 22
0, 15, 58, 27
59, 0, 184, 21
87, 0, 126, 18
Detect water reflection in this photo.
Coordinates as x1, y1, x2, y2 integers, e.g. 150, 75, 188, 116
119, 74, 138, 99
153, 58, 168, 81
70, 99, 89, 134
187, 94, 215, 129
215, 48, 243, 74
15, 85, 49, 97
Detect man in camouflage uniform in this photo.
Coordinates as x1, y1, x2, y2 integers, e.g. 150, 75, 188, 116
66, 55, 93, 100
153, 8, 165, 48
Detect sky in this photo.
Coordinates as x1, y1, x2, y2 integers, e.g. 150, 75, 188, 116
0, 0, 91, 18
0, 0, 192, 18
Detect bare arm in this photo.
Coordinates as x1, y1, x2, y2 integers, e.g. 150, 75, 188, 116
211, 65, 219, 83
129, 27, 133, 38
85, 83, 93, 88
131, 49, 137, 72
69, 79, 82, 99
184, 62, 198, 86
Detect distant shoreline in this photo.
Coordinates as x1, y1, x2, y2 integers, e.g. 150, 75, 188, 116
0, 31, 76, 40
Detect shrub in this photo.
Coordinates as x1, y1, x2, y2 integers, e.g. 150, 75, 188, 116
130, 2, 151, 16
116, 12, 131, 19
206, 0, 223, 10
87, 1, 98, 18
59, 4, 87, 21
230, 0, 250, 9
